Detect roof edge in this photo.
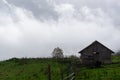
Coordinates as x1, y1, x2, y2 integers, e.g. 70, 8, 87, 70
78, 40, 114, 54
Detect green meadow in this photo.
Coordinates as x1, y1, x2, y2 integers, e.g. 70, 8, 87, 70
0, 55, 119, 80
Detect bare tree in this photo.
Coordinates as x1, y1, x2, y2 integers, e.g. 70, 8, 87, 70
52, 47, 64, 58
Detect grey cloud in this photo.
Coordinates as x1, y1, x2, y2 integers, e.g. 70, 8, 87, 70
0, 0, 120, 60
6, 0, 59, 20
55, 0, 120, 27
0, 0, 10, 13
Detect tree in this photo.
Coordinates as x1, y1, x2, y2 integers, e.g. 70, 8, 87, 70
52, 47, 64, 58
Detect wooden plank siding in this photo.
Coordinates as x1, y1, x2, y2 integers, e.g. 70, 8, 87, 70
79, 41, 114, 64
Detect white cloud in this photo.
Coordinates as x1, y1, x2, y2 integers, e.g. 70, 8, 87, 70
0, 0, 120, 60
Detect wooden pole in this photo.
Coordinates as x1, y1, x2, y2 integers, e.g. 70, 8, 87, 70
48, 64, 51, 80
60, 67, 63, 80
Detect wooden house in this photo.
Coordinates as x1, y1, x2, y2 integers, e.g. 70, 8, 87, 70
78, 41, 114, 65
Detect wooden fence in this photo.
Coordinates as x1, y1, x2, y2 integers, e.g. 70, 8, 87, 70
47, 64, 75, 80
63, 72, 75, 80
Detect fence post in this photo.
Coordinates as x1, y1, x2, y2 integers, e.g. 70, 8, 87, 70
48, 64, 51, 80
60, 67, 63, 80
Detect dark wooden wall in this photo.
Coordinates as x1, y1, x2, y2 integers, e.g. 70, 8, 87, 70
80, 43, 112, 64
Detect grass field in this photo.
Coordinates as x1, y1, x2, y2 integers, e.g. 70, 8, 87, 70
0, 55, 119, 80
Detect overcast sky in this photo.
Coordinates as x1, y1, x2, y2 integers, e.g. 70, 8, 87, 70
0, 0, 120, 60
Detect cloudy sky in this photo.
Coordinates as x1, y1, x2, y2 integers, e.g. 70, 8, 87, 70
0, 0, 120, 60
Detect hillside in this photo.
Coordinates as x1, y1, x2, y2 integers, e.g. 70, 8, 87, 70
0, 56, 119, 80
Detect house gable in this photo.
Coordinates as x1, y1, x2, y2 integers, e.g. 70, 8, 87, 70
79, 40, 114, 54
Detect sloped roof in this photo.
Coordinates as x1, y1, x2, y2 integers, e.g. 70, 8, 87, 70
79, 40, 114, 54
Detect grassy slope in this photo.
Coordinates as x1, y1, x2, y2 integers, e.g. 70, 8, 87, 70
0, 56, 119, 80
0, 58, 69, 80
